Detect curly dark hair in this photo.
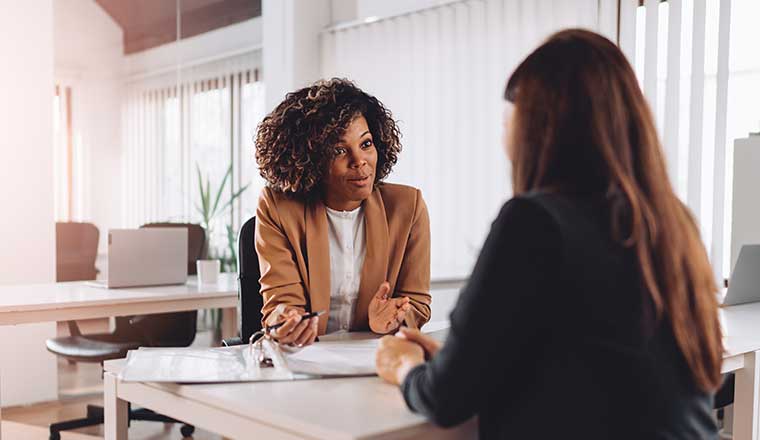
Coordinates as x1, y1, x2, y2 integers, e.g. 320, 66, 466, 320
255, 78, 402, 199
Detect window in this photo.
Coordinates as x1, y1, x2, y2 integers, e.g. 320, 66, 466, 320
122, 54, 267, 262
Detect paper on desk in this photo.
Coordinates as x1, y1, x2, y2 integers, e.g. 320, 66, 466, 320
119, 339, 294, 383
284, 338, 379, 376
119, 337, 379, 383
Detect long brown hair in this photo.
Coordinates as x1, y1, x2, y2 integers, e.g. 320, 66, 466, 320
505, 29, 722, 391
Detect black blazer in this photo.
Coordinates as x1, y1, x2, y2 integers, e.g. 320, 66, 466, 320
402, 192, 717, 439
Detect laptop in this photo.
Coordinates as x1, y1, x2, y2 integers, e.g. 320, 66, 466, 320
723, 244, 760, 306
89, 229, 188, 288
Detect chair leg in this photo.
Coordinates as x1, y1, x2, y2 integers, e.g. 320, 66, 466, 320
130, 408, 195, 438
49, 409, 104, 440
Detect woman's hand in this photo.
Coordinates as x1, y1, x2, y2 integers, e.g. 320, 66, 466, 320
266, 304, 319, 347
375, 335, 425, 385
368, 282, 412, 334
396, 327, 442, 359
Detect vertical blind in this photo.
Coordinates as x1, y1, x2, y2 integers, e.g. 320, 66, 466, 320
122, 50, 266, 255
53, 84, 88, 223
321, 0, 602, 279
621, 0, 735, 283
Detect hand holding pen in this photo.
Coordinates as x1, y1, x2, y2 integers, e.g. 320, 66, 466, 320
266, 305, 323, 347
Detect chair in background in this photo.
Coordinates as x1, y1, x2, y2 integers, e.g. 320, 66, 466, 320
55, 222, 99, 282
45, 223, 206, 440
223, 216, 263, 346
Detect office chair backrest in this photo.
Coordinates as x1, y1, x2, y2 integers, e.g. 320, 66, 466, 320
140, 222, 206, 274
238, 216, 263, 342
56, 222, 99, 282
123, 223, 207, 347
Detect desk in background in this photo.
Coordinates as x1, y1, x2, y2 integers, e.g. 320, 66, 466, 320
0, 274, 238, 440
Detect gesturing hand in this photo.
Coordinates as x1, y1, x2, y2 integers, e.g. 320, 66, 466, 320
368, 282, 412, 334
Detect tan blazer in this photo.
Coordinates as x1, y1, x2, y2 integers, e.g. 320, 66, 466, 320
255, 183, 431, 335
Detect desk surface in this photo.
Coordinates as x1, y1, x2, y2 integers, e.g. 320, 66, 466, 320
722, 302, 760, 357
0, 274, 238, 326
0, 273, 237, 313
104, 328, 475, 440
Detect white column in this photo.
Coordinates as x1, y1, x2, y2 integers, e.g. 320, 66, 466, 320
643, 0, 659, 110
262, 0, 332, 113
710, 0, 732, 285
0, 0, 58, 427
687, 0, 707, 224
663, 0, 682, 191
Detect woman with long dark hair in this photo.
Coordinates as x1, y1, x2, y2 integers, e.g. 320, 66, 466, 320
376, 29, 722, 439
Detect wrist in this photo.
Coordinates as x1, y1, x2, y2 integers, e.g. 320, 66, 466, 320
396, 356, 424, 385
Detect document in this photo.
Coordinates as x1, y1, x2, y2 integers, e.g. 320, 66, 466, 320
119, 324, 450, 383
119, 337, 379, 383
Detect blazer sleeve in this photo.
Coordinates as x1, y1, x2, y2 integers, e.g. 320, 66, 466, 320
400, 197, 561, 427
395, 189, 432, 328
255, 188, 307, 324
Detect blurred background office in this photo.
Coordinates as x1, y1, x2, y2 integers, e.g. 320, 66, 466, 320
1, 0, 760, 437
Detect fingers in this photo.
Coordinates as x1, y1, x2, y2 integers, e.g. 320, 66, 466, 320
270, 313, 301, 339
294, 317, 319, 347
273, 313, 310, 344
374, 282, 391, 301
396, 327, 442, 357
267, 304, 303, 326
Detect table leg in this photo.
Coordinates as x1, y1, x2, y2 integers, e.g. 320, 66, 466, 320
1, 364, 3, 440
221, 307, 238, 340
734, 351, 760, 440
104, 372, 128, 440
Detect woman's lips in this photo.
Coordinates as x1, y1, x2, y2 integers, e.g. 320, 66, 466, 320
348, 175, 371, 187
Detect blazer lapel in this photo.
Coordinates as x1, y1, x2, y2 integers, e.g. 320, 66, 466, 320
305, 201, 331, 334
354, 189, 389, 330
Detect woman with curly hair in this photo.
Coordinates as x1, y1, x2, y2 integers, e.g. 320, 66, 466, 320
253, 78, 431, 347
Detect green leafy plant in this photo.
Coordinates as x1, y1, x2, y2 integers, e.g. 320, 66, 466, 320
195, 163, 249, 271
194, 163, 249, 340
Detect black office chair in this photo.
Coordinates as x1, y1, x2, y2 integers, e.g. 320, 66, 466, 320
223, 216, 263, 347
45, 223, 206, 440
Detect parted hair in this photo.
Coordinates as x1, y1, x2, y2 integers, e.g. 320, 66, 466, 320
255, 78, 401, 200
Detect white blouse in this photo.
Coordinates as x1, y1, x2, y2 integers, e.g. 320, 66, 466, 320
324, 205, 367, 333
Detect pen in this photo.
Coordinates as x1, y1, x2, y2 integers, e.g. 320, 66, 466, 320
266, 310, 325, 332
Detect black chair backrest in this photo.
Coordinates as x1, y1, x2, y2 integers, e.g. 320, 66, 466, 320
238, 216, 263, 342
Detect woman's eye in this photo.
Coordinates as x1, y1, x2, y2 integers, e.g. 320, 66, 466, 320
361, 139, 374, 149
334, 147, 347, 155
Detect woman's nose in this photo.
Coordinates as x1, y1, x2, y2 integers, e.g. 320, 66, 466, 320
350, 152, 367, 168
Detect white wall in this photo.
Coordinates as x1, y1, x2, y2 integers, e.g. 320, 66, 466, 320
54, 0, 124, 256
0, 0, 59, 406
263, 0, 331, 112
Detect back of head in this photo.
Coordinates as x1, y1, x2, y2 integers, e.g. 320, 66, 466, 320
505, 29, 722, 392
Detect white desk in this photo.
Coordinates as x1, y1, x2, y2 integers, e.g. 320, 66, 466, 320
101, 307, 760, 440
721, 302, 760, 440
0, 274, 238, 440
103, 330, 476, 440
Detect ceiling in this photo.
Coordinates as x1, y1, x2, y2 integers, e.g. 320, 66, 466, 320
94, 0, 262, 54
